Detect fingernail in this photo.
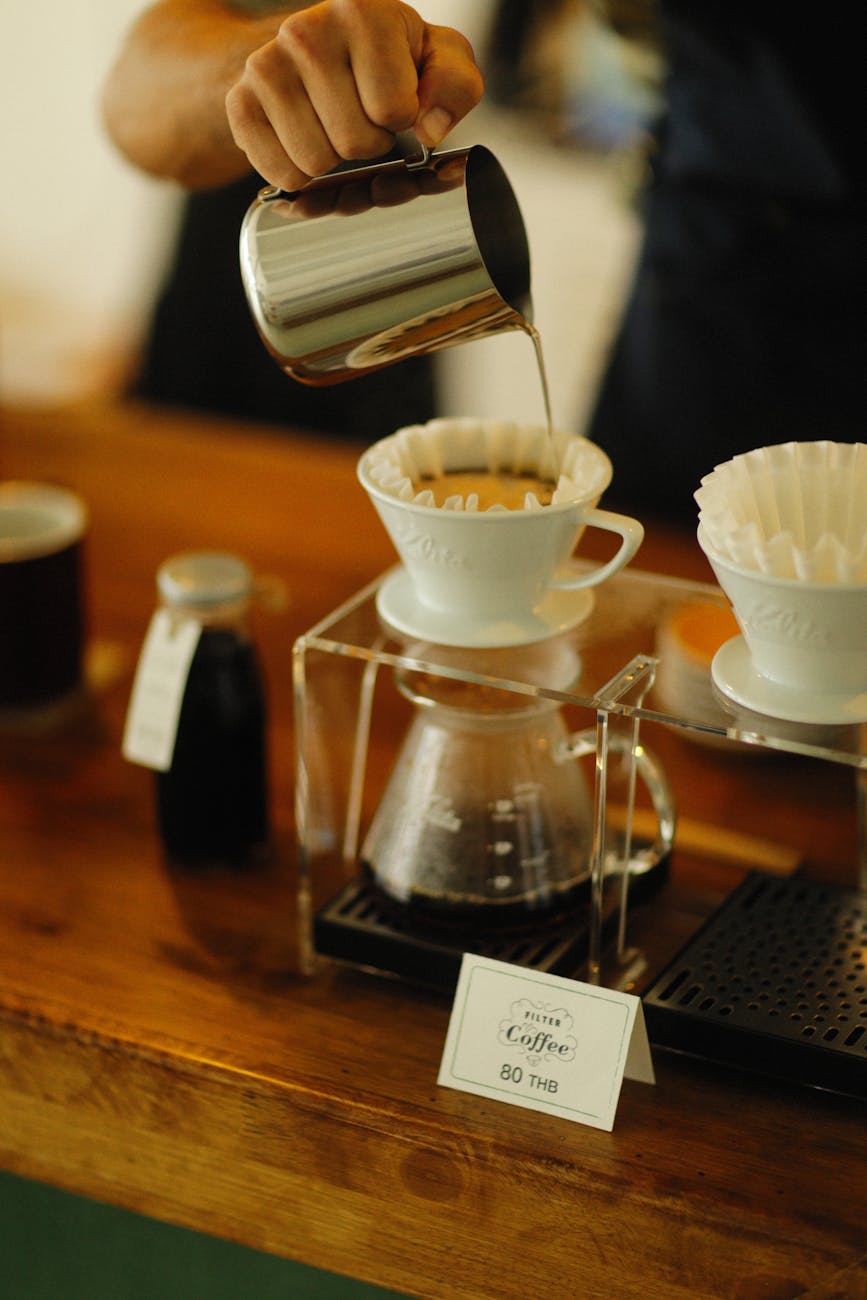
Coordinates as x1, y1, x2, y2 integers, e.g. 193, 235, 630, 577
418, 107, 453, 145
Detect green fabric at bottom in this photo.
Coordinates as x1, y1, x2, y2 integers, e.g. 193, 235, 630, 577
0, 1170, 410, 1299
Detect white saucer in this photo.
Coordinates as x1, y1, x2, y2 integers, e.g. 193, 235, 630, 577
375, 567, 595, 648
711, 634, 867, 725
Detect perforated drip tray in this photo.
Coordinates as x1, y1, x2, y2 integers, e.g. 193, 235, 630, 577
643, 872, 867, 1099
314, 856, 668, 994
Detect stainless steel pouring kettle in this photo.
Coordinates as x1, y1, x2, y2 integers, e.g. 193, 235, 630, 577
239, 144, 532, 386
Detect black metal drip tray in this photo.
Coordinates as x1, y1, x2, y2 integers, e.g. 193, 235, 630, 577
314, 856, 668, 993
643, 872, 867, 1099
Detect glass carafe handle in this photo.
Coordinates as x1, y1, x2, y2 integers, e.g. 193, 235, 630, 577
561, 728, 676, 874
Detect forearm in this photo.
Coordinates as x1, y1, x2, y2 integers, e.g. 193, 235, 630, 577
103, 0, 484, 192
102, 0, 295, 188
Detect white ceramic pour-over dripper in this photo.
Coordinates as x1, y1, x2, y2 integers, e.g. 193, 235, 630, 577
698, 526, 867, 725
357, 418, 644, 647
694, 441, 867, 723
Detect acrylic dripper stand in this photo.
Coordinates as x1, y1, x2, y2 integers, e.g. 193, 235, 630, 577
292, 567, 671, 992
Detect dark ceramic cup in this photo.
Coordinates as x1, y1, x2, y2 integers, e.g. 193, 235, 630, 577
0, 481, 88, 712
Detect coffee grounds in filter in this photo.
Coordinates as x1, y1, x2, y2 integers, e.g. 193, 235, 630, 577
363, 418, 610, 512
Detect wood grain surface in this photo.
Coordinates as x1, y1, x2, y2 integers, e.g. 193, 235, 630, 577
0, 401, 864, 1300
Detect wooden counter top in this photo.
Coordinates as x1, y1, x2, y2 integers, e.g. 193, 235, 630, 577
0, 401, 864, 1299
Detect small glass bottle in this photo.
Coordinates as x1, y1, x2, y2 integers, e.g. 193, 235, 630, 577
154, 551, 270, 869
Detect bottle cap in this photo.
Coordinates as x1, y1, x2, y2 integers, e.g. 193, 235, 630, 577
157, 551, 252, 609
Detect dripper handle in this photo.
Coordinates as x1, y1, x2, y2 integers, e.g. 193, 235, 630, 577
549, 508, 645, 591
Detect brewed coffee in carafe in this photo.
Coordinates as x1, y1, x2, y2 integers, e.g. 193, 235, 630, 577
361, 650, 596, 931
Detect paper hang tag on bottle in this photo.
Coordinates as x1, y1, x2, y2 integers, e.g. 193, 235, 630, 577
122, 609, 202, 772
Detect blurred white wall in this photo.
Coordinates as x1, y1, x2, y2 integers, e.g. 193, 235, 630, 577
0, 1, 641, 432
437, 104, 640, 434
0, 1, 181, 403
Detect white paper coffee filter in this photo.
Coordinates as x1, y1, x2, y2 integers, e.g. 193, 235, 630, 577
695, 441, 867, 582
362, 418, 610, 513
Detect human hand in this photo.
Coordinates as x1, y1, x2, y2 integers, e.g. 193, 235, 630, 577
225, 0, 484, 190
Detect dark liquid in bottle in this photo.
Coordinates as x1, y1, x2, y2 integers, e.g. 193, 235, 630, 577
156, 627, 269, 868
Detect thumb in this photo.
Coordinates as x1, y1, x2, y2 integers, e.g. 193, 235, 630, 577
411, 21, 484, 146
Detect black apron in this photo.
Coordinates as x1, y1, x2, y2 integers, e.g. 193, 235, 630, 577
587, 1, 866, 519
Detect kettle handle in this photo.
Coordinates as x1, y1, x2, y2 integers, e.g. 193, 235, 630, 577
257, 139, 435, 202
406, 142, 433, 170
